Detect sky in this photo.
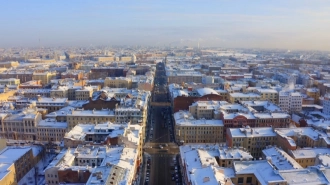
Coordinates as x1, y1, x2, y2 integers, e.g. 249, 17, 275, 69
0, 0, 330, 50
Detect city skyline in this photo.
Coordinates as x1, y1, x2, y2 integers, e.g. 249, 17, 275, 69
1, 0, 330, 51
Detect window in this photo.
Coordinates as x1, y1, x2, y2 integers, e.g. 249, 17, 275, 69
247, 177, 252, 183
238, 177, 244, 184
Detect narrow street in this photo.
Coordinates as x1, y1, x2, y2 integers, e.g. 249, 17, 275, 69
140, 62, 182, 185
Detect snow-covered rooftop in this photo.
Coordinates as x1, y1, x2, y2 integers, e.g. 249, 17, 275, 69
174, 111, 224, 126
234, 160, 285, 185
196, 88, 219, 96
289, 148, 330, 159
229, 127, 277, 138
262, 147, 302, 170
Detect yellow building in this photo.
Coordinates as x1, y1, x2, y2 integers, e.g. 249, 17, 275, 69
0, 147, 33, 182
120, 56, 133, 62
233, 160, 287, 185
255, 89, 278, 104
0, 78, 20, 85
0, 138, 6, 151
36, 118, 67, 142
32, 71, 57, 85
306, 88, 320, 103
93, 56, 115, 62
0, 163, 17, 185
189, 101, 228, 119
74, 86, 93, 100
0, 61, 19, 68
66, 109, 116, 130
227, 127, 277, 158
287, 148, 330, 168
174, 111, 224, 144
104, 77, 132, 88
229, 93, 261, 103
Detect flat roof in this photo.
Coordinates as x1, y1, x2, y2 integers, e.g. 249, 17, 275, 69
234, 160, 285, 184
0, 147, 31, 163
229, 127, 277, 138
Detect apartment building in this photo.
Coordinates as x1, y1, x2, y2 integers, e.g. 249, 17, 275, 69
275, 127, 329, 152
174, 111, 224, 144
218, 147, 253, 167
60, 70, 85, 80
0, 163, 16, 185
169, 85, 226, 113
255, 89, 278, 104
36, 118, 67, 142
63, 122, 127, 148
233, 160, 287, 185
75, 86, 93, 100
0, 70, 33, 83
226, 126, 277, 158
278, 91, 303, 113
167, 70, 203, 84
229, 92, 261, 103
241, 101, 291, 128
214, 104, 256, 130
179, 144, 234, 185
306, 88, 320, 103
46, 129, 141, 185
189, 101, 228, 119
323, 94, 330, 115
50, 86, 68, 98
104, 77, 132, 88
115, 107, 144, 124
16, 89, 50, 98
0, 146, 44, 183
89, 67, 125, 79
19, 80, 43, 89
130, 75, 154, 91
179, 144, 330, 185
35, 97, 68, 113
288, 148, 330, 168
0, 109, 42, 141
66, 109, 115, 130
32, 71, 57, 85
262, 146, 302, 170
0, 78, 20, 85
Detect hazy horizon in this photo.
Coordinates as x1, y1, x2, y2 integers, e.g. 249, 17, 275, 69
1, 0, 330, 51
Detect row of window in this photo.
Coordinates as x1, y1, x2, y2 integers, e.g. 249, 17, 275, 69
233, 137, 275, 141
181, 127, 221, 130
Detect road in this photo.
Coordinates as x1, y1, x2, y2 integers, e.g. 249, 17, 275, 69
140, 61, 182, 185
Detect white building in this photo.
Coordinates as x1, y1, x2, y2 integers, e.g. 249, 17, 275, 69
45, 124, 142, 185
278, 91, 303, 113
323, 94, 330, 115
